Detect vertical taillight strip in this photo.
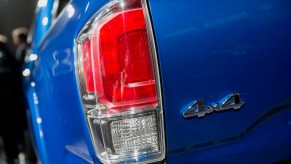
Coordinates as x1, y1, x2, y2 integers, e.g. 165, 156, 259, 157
75, 0, 165, 163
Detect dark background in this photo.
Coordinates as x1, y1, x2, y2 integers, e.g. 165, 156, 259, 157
0, 1, 37, 162
0, 0, 36, 53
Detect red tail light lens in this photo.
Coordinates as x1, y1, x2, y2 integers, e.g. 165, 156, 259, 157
81, 8, 156, 110
76, 0, 165, 163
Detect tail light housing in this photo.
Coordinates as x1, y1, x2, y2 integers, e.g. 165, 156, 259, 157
76, 0, 165, 163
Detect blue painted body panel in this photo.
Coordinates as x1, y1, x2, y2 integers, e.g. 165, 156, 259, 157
24, 0, 291, 163
148, 0, 291, 162
33, 1, 54, 53
23, 0, 57, 163
25, 0, 108, 163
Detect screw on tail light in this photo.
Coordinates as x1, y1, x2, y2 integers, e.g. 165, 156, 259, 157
75, 0, 165, 163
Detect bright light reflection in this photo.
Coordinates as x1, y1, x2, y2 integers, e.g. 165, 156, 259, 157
120, 2, 125, 8
85, 3, 89, 12
38, 0, 48, 8
33, 93, 39, 105
22, 69, 30, 77
42, 17, 48, 26
29, 54, 38, 61
39, 131, 43, 137
67, 4, 75, 18
37, 117, 42, 124
31, 82, 36, 87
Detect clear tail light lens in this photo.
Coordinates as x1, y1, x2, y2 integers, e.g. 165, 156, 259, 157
76, 0, 165, 163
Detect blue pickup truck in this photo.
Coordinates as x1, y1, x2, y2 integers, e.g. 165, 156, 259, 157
23, 0, 291, 163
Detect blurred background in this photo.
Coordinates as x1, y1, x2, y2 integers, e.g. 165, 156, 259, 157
0, 0, 36, 52
0, 0, 37, 163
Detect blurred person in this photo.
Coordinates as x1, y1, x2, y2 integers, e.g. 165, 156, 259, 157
0, 34, 24, 163
12, 27, 28, 64
11, 28, 37, 163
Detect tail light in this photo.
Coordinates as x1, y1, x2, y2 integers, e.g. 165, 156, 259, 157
76, 0, 165, 163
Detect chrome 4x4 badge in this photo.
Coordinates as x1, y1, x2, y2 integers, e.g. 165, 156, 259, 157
183, 93, 245, 118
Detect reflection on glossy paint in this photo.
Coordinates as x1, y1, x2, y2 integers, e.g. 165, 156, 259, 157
42, 17, 48, 26
85, 2, 90, 12
52, 49, 73, 76
39, 130, 44, 137
38, 0, 48, 8
37, 117, 42, 124
29, 54, 38, 61
22, 68, 30, 77
65, 145, 93, 163
31, 82, 36, 87
33, 92, 39, 105
166, 11, 249, 38
67, 4, 75, 18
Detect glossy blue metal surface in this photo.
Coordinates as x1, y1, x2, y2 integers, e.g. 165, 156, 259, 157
25, 0, 291, 163
169, 103, 291, 163
32, 0, 54, 53
25, 0, 107, 163
23, 0, 55, 163
148, 0, 291, 162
